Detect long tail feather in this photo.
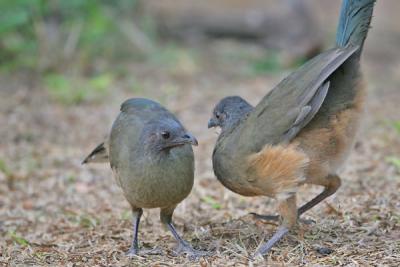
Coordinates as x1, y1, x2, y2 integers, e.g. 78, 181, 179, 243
336, 0, 376, 50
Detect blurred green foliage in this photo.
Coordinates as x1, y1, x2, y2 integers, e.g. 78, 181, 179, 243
0, 1, 205, 105
0, 0, 165, 104
63, 209, 99, 228
251, 52, 306, 74
386, 120, 400, 173
8, 231, 30, 247
251, 52, 282, 74
45, 73, 112, 104
78, 214, 99, 228
0, 0, 140, 72
201, 196, 222, 210
386, 156, 400, 172
392, 121, 400, 135
0, 158, 11, 177
121, 210, 131, 221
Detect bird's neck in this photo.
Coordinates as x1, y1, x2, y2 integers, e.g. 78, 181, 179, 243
221, 108, 253, 136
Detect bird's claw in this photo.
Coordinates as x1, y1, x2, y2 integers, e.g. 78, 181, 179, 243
249, 252, 265, 262
126, 246, 163, 257
172, 242, 209, 260
299, 218, 316, 225
125, 247, 139, 257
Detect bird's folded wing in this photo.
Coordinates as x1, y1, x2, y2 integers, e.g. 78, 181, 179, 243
237, 45, 359, 153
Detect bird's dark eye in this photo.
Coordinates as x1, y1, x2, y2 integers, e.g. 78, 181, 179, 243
215, 113, 220, 119
161, 131, 170, 139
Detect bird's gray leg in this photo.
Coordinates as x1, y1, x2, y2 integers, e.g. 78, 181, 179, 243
253, 195, 296, 259
126, 207, 143, 257
297, 174, 341, 216
253, 227, 289, 258
160, 206, 207, 259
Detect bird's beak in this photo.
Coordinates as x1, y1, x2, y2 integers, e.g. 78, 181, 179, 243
162, 133, 198, 150
181, 133, 198, 146
208, 118, 218, 129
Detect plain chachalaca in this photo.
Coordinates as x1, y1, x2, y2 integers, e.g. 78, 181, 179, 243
208, 0, 375, 258
83, 98, 205, 258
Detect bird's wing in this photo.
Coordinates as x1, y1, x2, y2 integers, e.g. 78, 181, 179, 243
236, 45, 359, 153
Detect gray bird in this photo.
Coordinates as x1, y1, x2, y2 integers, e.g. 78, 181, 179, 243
83, 98, 205, 258
208, 0, 375, 258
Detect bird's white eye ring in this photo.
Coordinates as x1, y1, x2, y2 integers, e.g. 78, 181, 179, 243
215, 113, 220, 119
161, 131, 170, 139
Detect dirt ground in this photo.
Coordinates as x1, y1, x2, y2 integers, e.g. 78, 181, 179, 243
1, 1, 400, 266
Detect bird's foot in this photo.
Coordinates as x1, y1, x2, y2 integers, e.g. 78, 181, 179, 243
250, 213, 315, 225
251, 227, 289, 260
125, 247, 139, 257
250, 212, 279, 222
298, 218, 316, 225
125, 246, 163, 257
172, 241, 209, 260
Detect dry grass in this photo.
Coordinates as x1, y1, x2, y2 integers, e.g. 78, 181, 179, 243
1, 2, 400, 266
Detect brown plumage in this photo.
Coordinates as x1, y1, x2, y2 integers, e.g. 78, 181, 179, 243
208, 0, 375, 258
299, 81, 365, 186
247, 144, 309, 199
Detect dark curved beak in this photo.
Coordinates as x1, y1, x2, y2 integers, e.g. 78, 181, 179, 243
208, 118, 218, 129
182, 133, 198, 146
162, 133, 198, 150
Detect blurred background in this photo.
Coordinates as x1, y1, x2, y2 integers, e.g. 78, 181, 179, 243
1, 0, 399, 266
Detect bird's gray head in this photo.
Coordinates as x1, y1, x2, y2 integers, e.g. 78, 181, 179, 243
141, 118, 198, 153
208, 96, 253, 133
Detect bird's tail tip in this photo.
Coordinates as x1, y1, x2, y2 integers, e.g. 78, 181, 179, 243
336, 0, 376, 49
82, 142, 109, 165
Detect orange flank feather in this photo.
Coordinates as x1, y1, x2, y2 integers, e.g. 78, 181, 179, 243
247, 144, 309, 200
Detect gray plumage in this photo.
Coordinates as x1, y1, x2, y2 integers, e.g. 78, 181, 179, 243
109, 99, 195, 209
83, 98, 204, 258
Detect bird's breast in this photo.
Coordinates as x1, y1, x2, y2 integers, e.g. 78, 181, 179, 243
114, 146, 195, 209
212, 143, 261, 197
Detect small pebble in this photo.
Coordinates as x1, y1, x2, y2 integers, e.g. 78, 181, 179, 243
316, 247, 334, 256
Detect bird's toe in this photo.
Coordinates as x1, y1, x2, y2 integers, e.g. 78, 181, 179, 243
250, 212, 280, 222
172, 242, 209, 260
298, 217, 316, 225
125, 247, 139, 257
251, 212, 316, 225
125, 246, 163, 257
140, 247, 164, 256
